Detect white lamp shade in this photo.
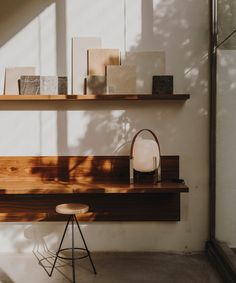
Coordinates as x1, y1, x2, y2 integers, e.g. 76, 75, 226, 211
133, 137, 160, 172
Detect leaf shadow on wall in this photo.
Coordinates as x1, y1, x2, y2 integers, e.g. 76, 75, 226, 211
63, 0, 209, 159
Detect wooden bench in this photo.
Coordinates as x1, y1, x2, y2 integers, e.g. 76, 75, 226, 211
0, 156, 188, 222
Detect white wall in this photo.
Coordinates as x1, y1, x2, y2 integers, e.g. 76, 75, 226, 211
216, 49, 236, 248
0, 0, 209, 253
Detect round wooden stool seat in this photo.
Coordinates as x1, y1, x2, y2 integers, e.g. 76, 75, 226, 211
56, 203, 89, 215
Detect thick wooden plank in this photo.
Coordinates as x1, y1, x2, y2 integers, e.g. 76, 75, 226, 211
0, 193, 180, 222
0, 156, 129, 183
0, 156, 187, 221
0, 181, 188, 195
0, 156, 187, 194
0, 155, 177, 182
0, 94, 190, 101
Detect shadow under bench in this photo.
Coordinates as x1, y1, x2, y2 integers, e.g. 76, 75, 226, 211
0, 156, 188, 222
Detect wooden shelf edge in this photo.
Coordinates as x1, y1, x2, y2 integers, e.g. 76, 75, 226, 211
0, 94, 190, 101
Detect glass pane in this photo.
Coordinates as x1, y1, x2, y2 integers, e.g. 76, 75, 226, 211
216, 0, 236, 257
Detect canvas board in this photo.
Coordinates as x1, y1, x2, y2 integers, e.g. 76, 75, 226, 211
4, 67, 35, 94
106, 65, 136, 94
88, 49, 120, 76
122, 52, 166, 94
72, 37, 101, 94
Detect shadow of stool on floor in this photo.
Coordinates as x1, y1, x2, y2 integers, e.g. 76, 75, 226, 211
0, 267, 15, 283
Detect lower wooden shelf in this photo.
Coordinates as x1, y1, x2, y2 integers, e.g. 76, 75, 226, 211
0, 192, 185, 222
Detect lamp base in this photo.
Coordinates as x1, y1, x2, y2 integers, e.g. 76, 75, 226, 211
133, 169, 160, 184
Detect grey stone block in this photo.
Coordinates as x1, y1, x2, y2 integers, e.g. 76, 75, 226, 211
20, 76, 40, 95
58, 77, 68, 94
40, 76, 67, 95
152, 75, 173, 95
20, 76, 67, 95
86, 76, 107, 94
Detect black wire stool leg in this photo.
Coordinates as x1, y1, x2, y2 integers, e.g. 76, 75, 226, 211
49, 215, 72, 277
71, 215, 76, 283
73, 215, 97, 274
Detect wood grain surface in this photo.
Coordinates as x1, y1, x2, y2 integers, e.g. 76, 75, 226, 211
0, 156, 188, 221
0, 193, 181, 222
0, 94, 190, 101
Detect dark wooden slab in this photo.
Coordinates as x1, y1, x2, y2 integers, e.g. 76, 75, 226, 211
0, 181, 188, 195
0, 155, 178, 183
0, 94, 190, 101
0, 193, 181, 222
0, 156, 188, 222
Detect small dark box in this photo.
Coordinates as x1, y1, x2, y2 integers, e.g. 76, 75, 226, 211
152, 75, 173, 95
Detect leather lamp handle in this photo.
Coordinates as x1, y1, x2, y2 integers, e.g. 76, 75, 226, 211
130, 129, 161, 159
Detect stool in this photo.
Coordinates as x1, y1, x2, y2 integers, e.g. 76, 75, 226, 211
49, 203, 97, 282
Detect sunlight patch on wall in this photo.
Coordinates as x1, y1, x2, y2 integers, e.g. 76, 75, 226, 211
0, 111, 41, 156
65, 110, 133, 156
111, 110, 125, 118
37, 3, 57, 75
67, 0, 124, 49
67, 111, 91, 155
125, 0, 142, 51
0, 111, 58, 156
39, 111, 58, 156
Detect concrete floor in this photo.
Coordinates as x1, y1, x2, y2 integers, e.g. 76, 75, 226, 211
0, 252, 222, 283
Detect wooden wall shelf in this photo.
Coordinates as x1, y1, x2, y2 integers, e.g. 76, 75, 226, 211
0, 156, 188, 222
0, 94, 190, 101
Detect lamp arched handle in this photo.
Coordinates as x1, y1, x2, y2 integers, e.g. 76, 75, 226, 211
130, 129, 161, 159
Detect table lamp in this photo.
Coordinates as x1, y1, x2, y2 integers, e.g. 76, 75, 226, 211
130, 129, 161, 184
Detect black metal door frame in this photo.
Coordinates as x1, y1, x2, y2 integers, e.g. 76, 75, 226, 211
207, 0, 236, 281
